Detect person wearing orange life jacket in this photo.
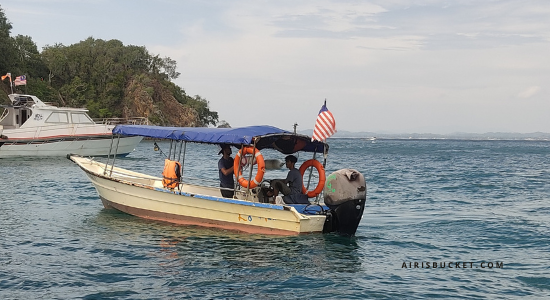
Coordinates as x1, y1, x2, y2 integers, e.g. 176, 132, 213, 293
218, 144, 235, 198
162, 159, 182, 189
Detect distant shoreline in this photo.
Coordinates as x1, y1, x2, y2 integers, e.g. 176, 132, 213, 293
298, 130, 550, 141
328, 137, 550, 142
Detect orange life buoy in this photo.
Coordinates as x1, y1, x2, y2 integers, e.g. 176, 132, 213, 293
233, 147, 265, 189
299, 159, 326, 198
162, 159, 182, 189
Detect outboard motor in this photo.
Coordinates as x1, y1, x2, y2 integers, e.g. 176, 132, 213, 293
322, 169, 366, 236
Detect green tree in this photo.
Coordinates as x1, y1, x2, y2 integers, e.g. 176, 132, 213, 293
40, 43, 68, 87
189, 95, 219, 127
3, 28, 220, 126
0, 5, 17, 81
217, 120, 231, 128
13, 34, 48, 77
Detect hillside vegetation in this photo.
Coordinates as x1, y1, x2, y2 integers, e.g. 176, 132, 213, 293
0, 5, 219, 127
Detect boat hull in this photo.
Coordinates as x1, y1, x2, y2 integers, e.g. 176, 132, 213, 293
0, 135, 142, 158
72, 156, 326, 235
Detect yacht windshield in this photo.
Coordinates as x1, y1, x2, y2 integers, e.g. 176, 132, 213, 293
71, 113, 94, 124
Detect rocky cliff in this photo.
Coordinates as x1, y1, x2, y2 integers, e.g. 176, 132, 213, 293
121, 76, 199, 127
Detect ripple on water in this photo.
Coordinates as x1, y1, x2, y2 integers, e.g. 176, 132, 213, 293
2, 139, 550, 299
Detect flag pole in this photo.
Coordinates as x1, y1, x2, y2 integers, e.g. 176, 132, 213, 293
1, 73, 14, 93
312, 99, 336, 142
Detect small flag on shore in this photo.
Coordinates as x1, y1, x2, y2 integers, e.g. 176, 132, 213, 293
1, 73, 11, 81
312, 100, 336, 142
14, 75, 27, 86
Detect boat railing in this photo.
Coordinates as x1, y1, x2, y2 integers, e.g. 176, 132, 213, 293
93, 117, 149, 126
4, 123, 109, 138
1, 125, 43, 137
0, 108, 8, 123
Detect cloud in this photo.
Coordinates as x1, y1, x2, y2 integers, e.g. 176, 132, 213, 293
4, 0, 550, 133
517, 86, 541, 98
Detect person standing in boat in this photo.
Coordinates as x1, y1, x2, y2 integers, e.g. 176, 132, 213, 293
270, 155, 309, 205
218, 144, 235, 198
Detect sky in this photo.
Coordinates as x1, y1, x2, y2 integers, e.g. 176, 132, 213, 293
2, 0, 550, 134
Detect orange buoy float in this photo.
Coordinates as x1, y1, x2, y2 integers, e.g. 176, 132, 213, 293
299, 159, 326, 198
233, 147, 265, 189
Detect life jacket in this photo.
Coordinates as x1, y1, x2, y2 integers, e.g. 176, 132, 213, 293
162, 159, 182, 189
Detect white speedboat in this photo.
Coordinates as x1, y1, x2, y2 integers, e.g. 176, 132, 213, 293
69, 125, 367, 236
0, 94, 144, 158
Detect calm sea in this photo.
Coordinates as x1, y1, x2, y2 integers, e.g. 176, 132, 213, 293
1, 138, 549, 299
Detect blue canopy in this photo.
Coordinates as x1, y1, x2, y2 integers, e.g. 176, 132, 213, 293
113, 125, 327, 154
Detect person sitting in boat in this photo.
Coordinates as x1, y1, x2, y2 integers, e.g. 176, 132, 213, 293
218, 144, 235, 198
269, 155, 309, 205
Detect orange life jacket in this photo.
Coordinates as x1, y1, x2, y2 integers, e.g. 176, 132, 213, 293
162, 159, 182, 189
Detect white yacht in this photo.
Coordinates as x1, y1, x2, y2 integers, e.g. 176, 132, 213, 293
0, 94, 144, 158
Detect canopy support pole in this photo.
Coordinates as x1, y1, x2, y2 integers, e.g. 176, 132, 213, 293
104, 134, 116, 175
245, 139, 259, 198
180, 141, 187, 180
109, 135, 121, 177
168, 140, 174, 160
314, 145, 329, 203
305, 152, 316, 191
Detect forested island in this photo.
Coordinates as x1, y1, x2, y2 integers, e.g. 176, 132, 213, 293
0, 5, 222, 127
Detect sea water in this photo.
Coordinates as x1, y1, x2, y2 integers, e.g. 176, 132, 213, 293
1, 139, 549, 299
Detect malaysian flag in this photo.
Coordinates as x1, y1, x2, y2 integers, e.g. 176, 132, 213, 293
312, 100, 336, 142
14, 75, 27, 86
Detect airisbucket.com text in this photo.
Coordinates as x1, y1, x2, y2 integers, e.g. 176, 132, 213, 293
402, 261, 503, 269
